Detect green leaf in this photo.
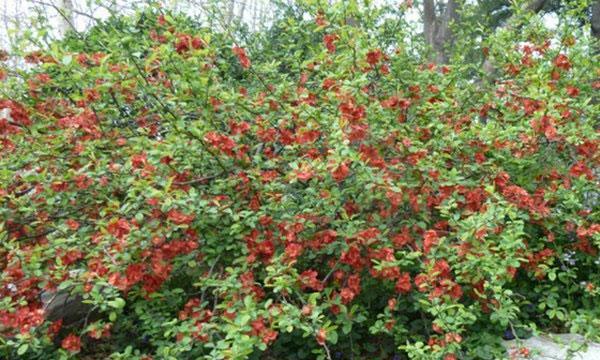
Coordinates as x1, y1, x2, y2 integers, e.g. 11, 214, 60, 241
108, 298, 126, 309
17, 344, 28, 355
328, 330, 338, 345
62, 55, 72, 65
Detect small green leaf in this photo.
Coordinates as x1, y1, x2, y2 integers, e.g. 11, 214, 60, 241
62, 55, 72, 65
328, 330, 338, 345
17, 344, 28, 355
108, 297, 125, 309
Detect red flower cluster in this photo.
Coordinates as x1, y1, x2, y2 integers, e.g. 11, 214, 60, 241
299, 269, 323, 291
167, 209, 195, 225
339, 99, 366, 123
61, 333, 81, 353
530, 115, 558, 141
366, 49, 383, 66
107, 218, 131, 240
56, 110, 101, 139
423, 230, 439, 254
0, 305, 44, 335
553, 53, 571, 71
331, 162, 350, 182
250, 317, 278, 344
205, 131, 237, 156
174, 34, 204, 54
323, 34, 338, 53
415, 260, 463, 300
232, 46, 251, 69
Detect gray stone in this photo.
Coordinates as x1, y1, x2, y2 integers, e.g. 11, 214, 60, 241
41, 290, 92, 325
504, 333, 600, 360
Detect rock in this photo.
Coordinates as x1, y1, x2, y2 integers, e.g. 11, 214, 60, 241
503, 333, 600, 360
41, 290, 93, 325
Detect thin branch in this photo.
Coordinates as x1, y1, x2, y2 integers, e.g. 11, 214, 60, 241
28, 0, 83, 39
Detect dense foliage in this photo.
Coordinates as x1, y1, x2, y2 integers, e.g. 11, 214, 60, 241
0, 1, 598, 359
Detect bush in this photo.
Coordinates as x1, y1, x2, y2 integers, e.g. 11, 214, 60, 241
0, 1, 598, 359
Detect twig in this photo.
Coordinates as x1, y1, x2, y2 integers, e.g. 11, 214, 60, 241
173, 173, 222, 186
322, 342, 333, 360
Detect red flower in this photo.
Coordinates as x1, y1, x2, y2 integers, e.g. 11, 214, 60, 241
261, 328, 278, 344
566, 86, 580, 97
323, 34, 338, 53
316, 328, 327, 345
388, 298, 397, 310
502, 185, 534, 210
126, 263, 145, 286
299, 270, 323, 291
339, 99, 366, 122
570, 161, 592, 179
553, 53, 571, 71
61, 333, 81, 353
392, 227, 413, 247
107, 218, 131, 240
315, 12, 327, 26
167, 209, 195, 225
48, 319, 63, 337
354, 227, 380, 242
284, 242, 303, 260
331, 162, 350, 182
3, 100, 31, 125
448, 282, 463, 299
343, 277, 359, 300
232, 46, 251, 69
131, 153, 147, 169
341, 245, 363, 269
205, 131, 237, 156
395, 272, 412, 294
423, 230, 438, 254
340, 287, 356, 303
381, 95, 410, 110
322, 78, 336, 90
175, 34, 204, 54
295, 164, 315, 182
366, 49, 383, 66
348, 123, 369, 142
65, 219, 80, 230
494, 171, 510, 189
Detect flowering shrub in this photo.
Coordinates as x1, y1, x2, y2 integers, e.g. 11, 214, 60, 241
0, 1, 598, 359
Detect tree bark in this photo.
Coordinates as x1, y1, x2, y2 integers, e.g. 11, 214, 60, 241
592, 1, 600, 43
434, 0, 458, 64
525, 0, 547, 13
422, 0, 437, 61
422, 0, 459, 64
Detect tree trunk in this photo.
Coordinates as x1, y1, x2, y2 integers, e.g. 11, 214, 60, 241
422, 0, 437, 61
434, 0, 458, 64
592, 1, 600, 50
422, 0, 459, 64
